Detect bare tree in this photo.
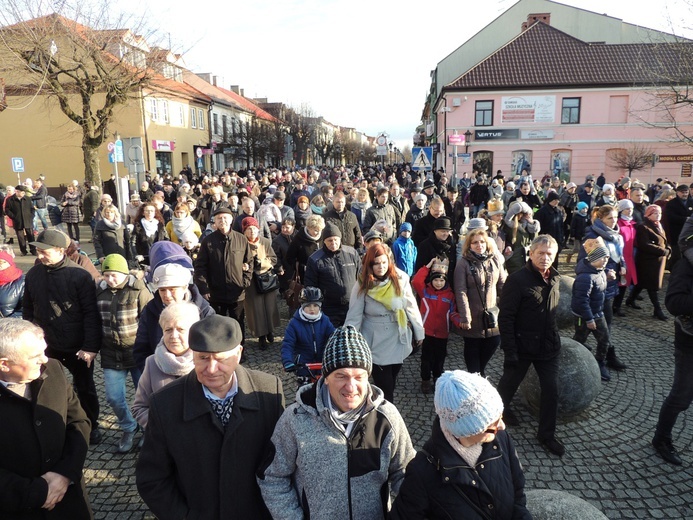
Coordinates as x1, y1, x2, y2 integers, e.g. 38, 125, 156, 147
607, 144, 655, 175
314, 132, 334, 165
229, 116, 269, 169
286, 103, 316, 166
0, 1, 162, 185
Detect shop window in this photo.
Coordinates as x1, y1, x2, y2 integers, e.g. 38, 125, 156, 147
155, 151, 172, 175
472, 151, 493, 176
561, 97, 580, 124
550, 150, 572, 181
511, 150, 533, 176
475, 101, 493, 127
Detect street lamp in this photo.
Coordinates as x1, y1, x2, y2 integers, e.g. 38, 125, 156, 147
388, 142, 393, 164
465, 129, 473, 154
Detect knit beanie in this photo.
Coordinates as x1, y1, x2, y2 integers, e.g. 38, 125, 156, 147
322, 326, 372, 378
322, 222, 342, 241
584, 237, 609, 263
602, 183, 615, 194
576, 202, 589, 212
617, 199, 634, 212
645, 205, 661, 218
545, 191, 560, 204
399, 222, 412, 233
434, 371, 504, 438
179, 231, 199, 247
242, 216, 259, 231
101, 254, 129, 275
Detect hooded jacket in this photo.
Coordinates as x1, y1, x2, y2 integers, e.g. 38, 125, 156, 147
571, 259, 607, 323
257, 381, 415, 520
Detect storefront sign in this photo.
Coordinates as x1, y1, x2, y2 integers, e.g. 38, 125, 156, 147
659, 154, 693, 162
448, 134, 465, 145
521, 129, 555, 139
152, 140, 175, 151
682, 163, 692, 177
475, 129, 519, 140
502, 96, 555, 123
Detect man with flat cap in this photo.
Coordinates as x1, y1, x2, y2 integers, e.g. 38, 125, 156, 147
258, 325, 415, 519
136, 314, 285, 519
194, 207, 253, 346
415, 216, 457, 273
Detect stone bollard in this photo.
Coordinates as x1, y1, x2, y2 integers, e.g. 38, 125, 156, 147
525, 489, 608, 519
519, 336, 601, 419
556, 275, 575, 330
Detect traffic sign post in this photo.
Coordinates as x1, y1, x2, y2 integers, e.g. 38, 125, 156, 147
11, 157, 24, 185
411, 147, 433, 171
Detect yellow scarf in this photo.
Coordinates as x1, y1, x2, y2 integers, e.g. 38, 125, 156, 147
368, 279, 408, 342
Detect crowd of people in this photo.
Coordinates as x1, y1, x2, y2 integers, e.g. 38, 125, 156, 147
1, 163, 693, 518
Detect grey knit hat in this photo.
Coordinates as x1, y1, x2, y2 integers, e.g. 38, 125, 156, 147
322, 326, 372, 378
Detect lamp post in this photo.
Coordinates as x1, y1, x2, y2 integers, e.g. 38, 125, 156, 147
465, 129, 472, 154
388, 142, 393, 165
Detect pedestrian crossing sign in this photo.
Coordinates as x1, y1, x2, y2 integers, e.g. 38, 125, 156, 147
412, 147, 433, 171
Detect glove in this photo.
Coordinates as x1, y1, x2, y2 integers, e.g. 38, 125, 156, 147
135, 255, 145, 263
283, 362, 296, 373
504, 351, 519, 369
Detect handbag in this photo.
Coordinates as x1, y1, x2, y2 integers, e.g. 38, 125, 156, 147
470, 260, 499, 330
255, 269, 279, 294
483, 306, 499, 330
284, 268, 303, 311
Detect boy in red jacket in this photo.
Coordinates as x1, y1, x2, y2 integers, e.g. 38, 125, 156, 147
412, 258, 462, 394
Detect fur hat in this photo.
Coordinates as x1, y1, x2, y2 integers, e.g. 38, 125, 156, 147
434, 371, 504, 438
322, 326, 372, 378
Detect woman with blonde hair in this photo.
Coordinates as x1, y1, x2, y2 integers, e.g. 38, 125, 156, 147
345, 243, 424, 403
502, 201, 540, 274
166, 202, 202, 245
350, 187, 372, 230
454, 229, 507, 376
93, 205, 132, 265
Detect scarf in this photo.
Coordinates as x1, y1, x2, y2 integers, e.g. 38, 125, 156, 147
299, 307, 322, 322
310, 203, 324, 215
367, 278, 408, 343
141, 218, 159, 238
0, 252, 23, 285
206, 392, 235, 427
619, 214, 633, 222
350, 200, 372, 212
648, 217, 665, 235
172, 215, 194, 239
468, 250, 488, 262
320, 379, 373, 437
441, 422, 484, 467
153, 342, 194, 376
102, 217, 121, 230
591, 218, 623, 261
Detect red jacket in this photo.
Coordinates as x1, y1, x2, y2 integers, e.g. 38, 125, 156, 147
412, 266, 461, 339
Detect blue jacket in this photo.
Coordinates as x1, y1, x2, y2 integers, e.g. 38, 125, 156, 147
578, 220, 623, 300
281, 310, 335, 367
571, 259, 607, 322
391, 236, 417, 277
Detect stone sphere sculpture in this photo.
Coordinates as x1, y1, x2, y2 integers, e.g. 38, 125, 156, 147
520, 336, 601, 419
556, 275, 575, 330
525, 489, 608, 519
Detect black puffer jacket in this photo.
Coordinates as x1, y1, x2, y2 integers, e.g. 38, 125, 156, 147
194, 228, 253, 304
304, 245, 360, 324
498, 260, 561, 360
0, 275, 24, 318
23, 256, 101, 353
285, 227, 321, 283
665, 258, 693, 349
390, 419, 531, 520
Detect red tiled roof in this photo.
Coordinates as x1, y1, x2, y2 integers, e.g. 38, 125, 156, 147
446, 21, 693, 90
217, 86, 281, 124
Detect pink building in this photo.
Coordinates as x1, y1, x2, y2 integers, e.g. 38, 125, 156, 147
437, 21, 693, 185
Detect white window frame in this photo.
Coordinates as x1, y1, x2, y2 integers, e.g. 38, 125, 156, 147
191, 107, 197, 128
160, 100, 170, 124
198, 109, 205, 130
149, 98, 158, 122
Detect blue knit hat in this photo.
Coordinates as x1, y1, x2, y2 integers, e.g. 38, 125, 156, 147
576, 201, 589, 212
399, 222, 412, 233
434, 371, 504, 438
322, 326, 372, 378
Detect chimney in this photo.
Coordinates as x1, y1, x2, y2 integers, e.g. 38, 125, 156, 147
196, 72, 212, 83
212, 76, 217, 86
240, 88, 244, 97
230, 85, 240, 94
522, 13, 551, 31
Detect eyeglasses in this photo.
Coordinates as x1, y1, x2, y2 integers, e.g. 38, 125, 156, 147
484, 417, 504, 435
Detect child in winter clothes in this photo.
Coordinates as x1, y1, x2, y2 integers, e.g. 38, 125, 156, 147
568, 201, 590, 263
281, 286, 336, 386
571, 238, 619, 382
96, 254, 153, 452
412, 259, 462, 394
392, 222, 417, 277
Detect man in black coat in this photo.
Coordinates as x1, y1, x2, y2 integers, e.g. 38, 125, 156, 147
323, 191, 362, 248
664, 184, 693, 266
412, 196, 446, 246
5, 185, 35, 256
0, 319, 92, 519
415, 217, 456, 273
497, 235, 564, 457
23, 229, 102, 444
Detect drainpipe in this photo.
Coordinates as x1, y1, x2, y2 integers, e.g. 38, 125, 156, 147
140, 87, 152, 173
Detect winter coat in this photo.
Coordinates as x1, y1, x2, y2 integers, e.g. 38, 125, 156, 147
244, 237, 280, 337
363, 203, 397, 243
93, 219, 133, 261
571, 259, 607, 322
502, 218, 540, 275
324, 208, 362, 248
578, 219, 624, 300
391, 236, 417, 277
286, 227, 321, 283
535, 203, 564, 245
0, 275, 24, 318
404, 206, 426, 227
23, 256, 101, 354
469, 183, 490, 206
412, 266, 461, 339
0, 359, 92, 520
165, 218, 202, 245
82, 189, 99, 224
280, 310, 336, 367
96, 275, 153, 370
665, 258, 693, 349
664, 196, 693, 244
5, 195, 34, 229
350, 201, 371, 230
257, 381, 415, 520
136, 366, 284, 520
304, 245, 361, 326
635, 219, 670, 290
390, 418, 531, 520
132, 285, 215, 368
345, 269, 424, 366
272, 232, 296, 292
618, 218, 638, 287
60, 190, 82, 224
415, 234, 456, 273
454, 252, 506, 339
570, 212, 589, 241
131, 219, 168, 263
294, 205, 313, 229
412, 213, 437, 246
499, 260, 561, 361
194, 228, 253, 304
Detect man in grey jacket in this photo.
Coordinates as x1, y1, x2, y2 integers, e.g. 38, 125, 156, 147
258, 326, 415, 520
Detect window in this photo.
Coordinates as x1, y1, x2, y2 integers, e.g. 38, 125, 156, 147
198, 109, 205, 130
149, 98, 158, 121
561, 97, 581, 124
608, 95, 628, 124
222, 115, 228, 141
160, 100, 169, 124
175, 105, 185, 126
213, 113, 219, 135
475, 101, 493, 126
190, 107, 196, 128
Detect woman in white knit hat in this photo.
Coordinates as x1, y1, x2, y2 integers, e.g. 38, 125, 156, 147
391, 370, 530, 519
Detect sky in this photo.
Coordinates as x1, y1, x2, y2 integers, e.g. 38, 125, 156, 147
117, 0, 692, 151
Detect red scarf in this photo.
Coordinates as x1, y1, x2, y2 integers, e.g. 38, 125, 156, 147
0, 252, 23, 285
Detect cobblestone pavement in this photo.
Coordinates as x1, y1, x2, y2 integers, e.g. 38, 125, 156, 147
12, 237, 693, 519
